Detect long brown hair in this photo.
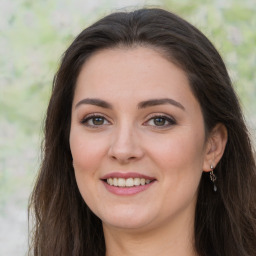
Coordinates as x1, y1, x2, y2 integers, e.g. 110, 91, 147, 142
29, 8, 256, 256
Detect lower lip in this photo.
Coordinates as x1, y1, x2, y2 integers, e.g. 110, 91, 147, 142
102, 181, 155, 195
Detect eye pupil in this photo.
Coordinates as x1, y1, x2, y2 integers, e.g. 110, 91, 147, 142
93, 117, 104, 125
154, 117, 165, 126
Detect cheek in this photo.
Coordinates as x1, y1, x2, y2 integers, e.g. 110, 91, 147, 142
146, 128, 205, 195
151, 133, 205, 169
69, 129, 106, 210
155, 132, 205, 207
69, 129, 107, 172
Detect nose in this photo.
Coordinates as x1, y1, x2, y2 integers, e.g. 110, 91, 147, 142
108, 124, 144, 164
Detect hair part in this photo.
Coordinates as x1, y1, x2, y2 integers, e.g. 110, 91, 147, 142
29, 8, 256, 256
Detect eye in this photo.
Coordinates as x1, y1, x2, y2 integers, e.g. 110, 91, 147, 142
81, 114, 110, 127
144, 115, 176, 128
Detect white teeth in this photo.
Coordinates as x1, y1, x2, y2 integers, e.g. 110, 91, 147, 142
126, 178, 133, 187
134, 178, 140, 186
118, 178, 126, 187
113, 178, 118, 186
106, 177, 152, 187
108, 178, 113, 185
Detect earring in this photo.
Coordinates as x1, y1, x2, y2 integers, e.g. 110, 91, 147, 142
210, 164, 217, 192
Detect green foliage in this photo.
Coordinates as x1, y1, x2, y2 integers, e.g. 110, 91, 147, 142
0, 0, 109, 203
162, 0, 256, 127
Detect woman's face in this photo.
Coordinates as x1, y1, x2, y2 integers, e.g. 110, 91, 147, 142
70, 47, 209, 232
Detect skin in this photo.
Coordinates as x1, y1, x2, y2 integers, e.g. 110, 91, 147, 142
69, 46, 227, 256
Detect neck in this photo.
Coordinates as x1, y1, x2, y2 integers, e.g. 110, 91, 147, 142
103, 210, 197, 256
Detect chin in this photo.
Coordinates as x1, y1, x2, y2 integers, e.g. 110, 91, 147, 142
103, 218, 153, 231
98, 207, 156, 230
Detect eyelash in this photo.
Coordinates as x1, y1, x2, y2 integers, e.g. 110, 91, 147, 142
144, 114, 176, 128
80, 113, 176, 128
80, 114, 111, 128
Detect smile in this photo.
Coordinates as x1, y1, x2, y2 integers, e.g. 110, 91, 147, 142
101, 172, 156, 195
106, 177, 152, 187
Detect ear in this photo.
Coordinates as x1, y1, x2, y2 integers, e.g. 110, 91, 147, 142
203, 123, 228, 172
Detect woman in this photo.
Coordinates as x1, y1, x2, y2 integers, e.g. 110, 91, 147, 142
29, 8, 256, 256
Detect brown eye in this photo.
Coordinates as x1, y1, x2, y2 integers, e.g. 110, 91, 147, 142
81, 115, 110, 127
92, 117, 105, 125
144, 115, 176, 128
153, 117, 166, 126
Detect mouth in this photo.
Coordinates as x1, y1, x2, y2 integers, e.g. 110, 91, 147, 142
104, 177, 154, 187
101, 172, 156, 195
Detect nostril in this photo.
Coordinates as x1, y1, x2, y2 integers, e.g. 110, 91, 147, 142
110, 155, 137, 164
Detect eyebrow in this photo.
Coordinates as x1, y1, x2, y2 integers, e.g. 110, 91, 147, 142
75, 98, 113, 109
138, 98, 185, 110
75, 97, 185, 111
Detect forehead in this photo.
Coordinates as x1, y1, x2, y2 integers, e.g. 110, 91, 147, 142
74, 46, 194, 101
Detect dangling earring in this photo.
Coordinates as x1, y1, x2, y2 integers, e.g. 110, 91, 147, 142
210, 164, 217, 192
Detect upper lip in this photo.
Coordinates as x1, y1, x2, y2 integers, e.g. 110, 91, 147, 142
101, 172, 156, 180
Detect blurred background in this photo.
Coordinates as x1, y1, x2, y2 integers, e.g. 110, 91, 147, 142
0, 0, 255, 254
